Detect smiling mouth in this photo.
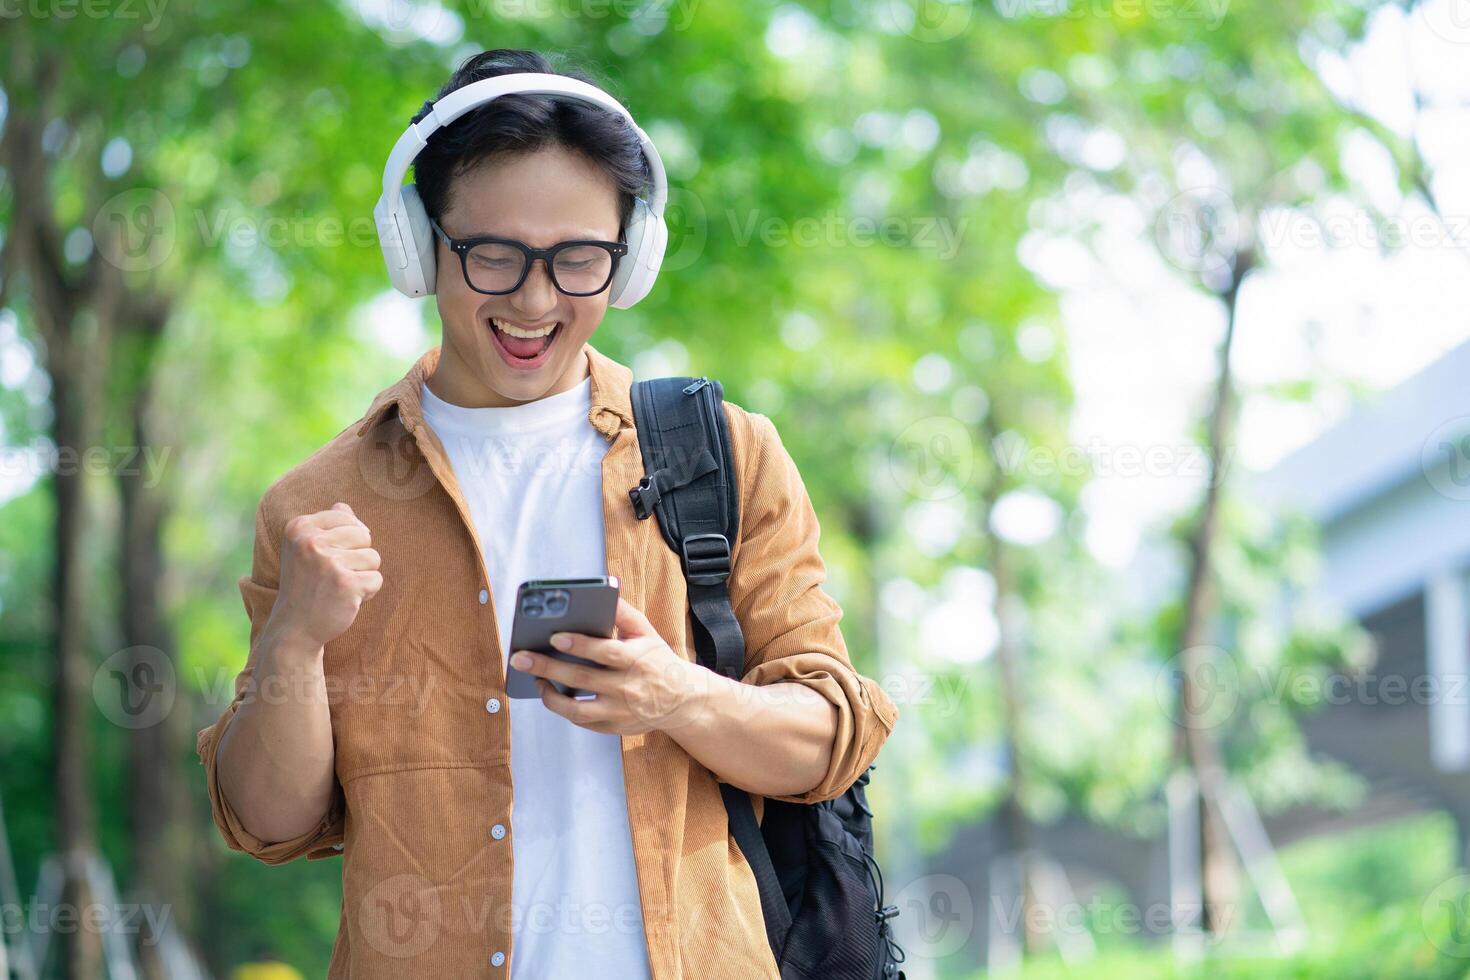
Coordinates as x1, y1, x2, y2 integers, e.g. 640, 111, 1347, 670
488, 317, 561, 368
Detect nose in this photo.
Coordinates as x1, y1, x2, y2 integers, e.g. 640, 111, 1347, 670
509, 258, 558, 318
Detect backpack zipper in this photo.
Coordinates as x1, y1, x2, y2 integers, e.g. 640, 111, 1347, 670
682, 377, 710, 395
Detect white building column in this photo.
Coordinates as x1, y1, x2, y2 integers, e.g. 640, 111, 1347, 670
1425, 566, 1470, 772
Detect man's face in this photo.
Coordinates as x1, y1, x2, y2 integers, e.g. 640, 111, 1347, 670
432, 144, 623, 406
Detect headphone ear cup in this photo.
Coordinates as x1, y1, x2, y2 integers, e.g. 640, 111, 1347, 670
609, 197, 666, 309
375, 183, 435, 297
607, 203, 644, 308
643, 205, 668, 278
398, 184, 437, 297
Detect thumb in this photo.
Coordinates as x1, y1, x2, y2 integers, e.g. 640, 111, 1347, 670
614, 596, 654, 640
333, 501, 354, 515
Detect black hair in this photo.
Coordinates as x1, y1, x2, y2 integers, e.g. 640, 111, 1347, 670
409, 49, 651, 237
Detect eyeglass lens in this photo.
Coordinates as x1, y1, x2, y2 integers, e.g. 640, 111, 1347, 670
465, 242, 616, 295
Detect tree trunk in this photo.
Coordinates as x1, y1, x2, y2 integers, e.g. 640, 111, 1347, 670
5, 28, 127, 976
981, 416, 1042, 957
115, 321, 189, 978
1174, 245, 1256, 937
51, 356, 104, 980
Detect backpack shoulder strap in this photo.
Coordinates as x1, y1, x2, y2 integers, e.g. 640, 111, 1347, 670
626, 376, 744, 680
626, 375, 794, 959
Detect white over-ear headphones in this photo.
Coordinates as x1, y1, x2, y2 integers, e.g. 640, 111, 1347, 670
373, 72, 669, 309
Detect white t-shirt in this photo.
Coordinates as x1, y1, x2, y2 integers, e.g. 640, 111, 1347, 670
419, 375, 651, 979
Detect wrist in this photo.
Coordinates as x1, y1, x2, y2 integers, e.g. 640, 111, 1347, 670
658, 658, 730, 737
263, 612, 325, 668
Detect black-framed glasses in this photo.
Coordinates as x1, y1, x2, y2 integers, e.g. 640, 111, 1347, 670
430, 218, 628, 297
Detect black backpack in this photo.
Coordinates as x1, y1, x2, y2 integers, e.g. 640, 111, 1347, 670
626, 375, 905, 980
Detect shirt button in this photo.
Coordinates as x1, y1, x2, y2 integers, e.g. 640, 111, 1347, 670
485, 698, 501, 714
491, 823, 507, 840
478, 589, 489, 605
491, 951, 506, 967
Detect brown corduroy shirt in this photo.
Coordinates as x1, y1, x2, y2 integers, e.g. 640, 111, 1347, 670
196, 342, 899, 978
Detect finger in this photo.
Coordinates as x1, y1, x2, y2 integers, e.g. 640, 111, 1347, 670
335, 547, 381, 572
320, 522, 372, 549
285, 510, 356, 549
311, 509, 366, 535
513, 651, 615, 695
354, 570, 384, 599
614, 597, 654, 640
550, 632, 633, 669
537, 679, 614, 727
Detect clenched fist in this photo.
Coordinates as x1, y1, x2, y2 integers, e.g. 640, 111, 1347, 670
270, 501, 383, 649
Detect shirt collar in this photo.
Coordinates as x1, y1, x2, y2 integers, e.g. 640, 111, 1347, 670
354, 340, 635, 441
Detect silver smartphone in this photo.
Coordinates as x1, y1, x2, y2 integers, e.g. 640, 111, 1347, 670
505, 576, 620, 700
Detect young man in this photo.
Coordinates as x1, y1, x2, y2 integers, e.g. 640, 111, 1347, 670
197, 49, 898, 978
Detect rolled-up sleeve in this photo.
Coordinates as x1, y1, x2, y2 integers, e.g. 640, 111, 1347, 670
195, 494, 345, 864
726, 408, 899, 804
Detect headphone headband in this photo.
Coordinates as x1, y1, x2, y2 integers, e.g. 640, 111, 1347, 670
379, 72, 667, 225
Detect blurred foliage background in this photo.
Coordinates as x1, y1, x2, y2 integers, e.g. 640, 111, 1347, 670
4, 0, 1470, 977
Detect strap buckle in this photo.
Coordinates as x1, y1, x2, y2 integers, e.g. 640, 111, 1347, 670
629, 450, 720, 523
629, 473, 665, 520
680, 533, 732, 586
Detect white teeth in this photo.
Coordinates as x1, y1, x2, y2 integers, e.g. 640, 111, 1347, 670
492, 318, 557, 339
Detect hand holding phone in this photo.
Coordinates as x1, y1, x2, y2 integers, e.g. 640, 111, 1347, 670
505, 577, 620, 699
